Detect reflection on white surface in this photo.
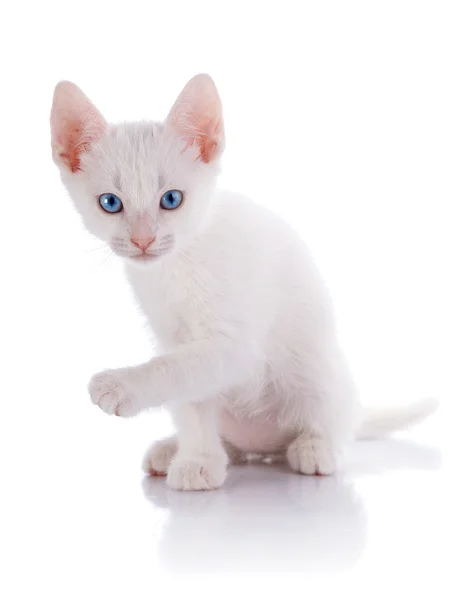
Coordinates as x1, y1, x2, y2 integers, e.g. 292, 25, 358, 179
142, 438, 441, 574
143, 465, 367, 573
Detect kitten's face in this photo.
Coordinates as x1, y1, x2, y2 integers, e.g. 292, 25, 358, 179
51, 75, 224, 266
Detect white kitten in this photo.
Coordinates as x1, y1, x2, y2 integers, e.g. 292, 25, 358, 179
50, 74, 437, 490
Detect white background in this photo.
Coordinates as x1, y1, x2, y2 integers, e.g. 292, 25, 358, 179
1, 1, 449, 598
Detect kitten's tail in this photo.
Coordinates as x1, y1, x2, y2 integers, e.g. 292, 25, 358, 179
356, 397, 439, 440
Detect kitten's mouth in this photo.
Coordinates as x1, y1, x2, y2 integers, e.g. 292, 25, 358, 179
130, 248, 170, 262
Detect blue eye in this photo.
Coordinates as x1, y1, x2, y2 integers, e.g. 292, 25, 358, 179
99, 193, 123, 213
160, 190, 183, 210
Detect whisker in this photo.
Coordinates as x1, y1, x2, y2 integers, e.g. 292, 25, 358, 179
86, 243, 109, 253
99, 249, 115, 267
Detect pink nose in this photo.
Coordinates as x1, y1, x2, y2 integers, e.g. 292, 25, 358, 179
130, 236, 155, 251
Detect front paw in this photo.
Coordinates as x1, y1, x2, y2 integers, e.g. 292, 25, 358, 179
88, 369, 139, 417
167, 453, 227, 491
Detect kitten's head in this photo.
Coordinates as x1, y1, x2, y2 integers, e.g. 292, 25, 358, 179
50, 74, 224, 266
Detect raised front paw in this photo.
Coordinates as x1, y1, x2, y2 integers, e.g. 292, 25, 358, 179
88, 369, 140, 417
167, 453, 227, 491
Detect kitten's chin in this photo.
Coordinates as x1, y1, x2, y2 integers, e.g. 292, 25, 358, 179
124, 253, 168, 269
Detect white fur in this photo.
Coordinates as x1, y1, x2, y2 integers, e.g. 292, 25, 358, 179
51, 75, 437, 490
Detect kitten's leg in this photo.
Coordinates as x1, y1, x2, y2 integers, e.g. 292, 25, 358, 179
89, 336, 256, 417
167, 401, 228, 491
142, 435, 177, 476
286, 352, 360, 476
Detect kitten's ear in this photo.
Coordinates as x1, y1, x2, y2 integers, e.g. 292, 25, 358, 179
50, 81, 107, 173
166, 74, 224, 163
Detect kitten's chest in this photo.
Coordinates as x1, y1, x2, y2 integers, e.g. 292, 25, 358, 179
126, 262, 213, 348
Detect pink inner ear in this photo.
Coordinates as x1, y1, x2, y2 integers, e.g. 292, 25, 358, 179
51, 82, 106, 173
55, 117, 100, 172
167, 74, 225, 164
190, 115, 223, 163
